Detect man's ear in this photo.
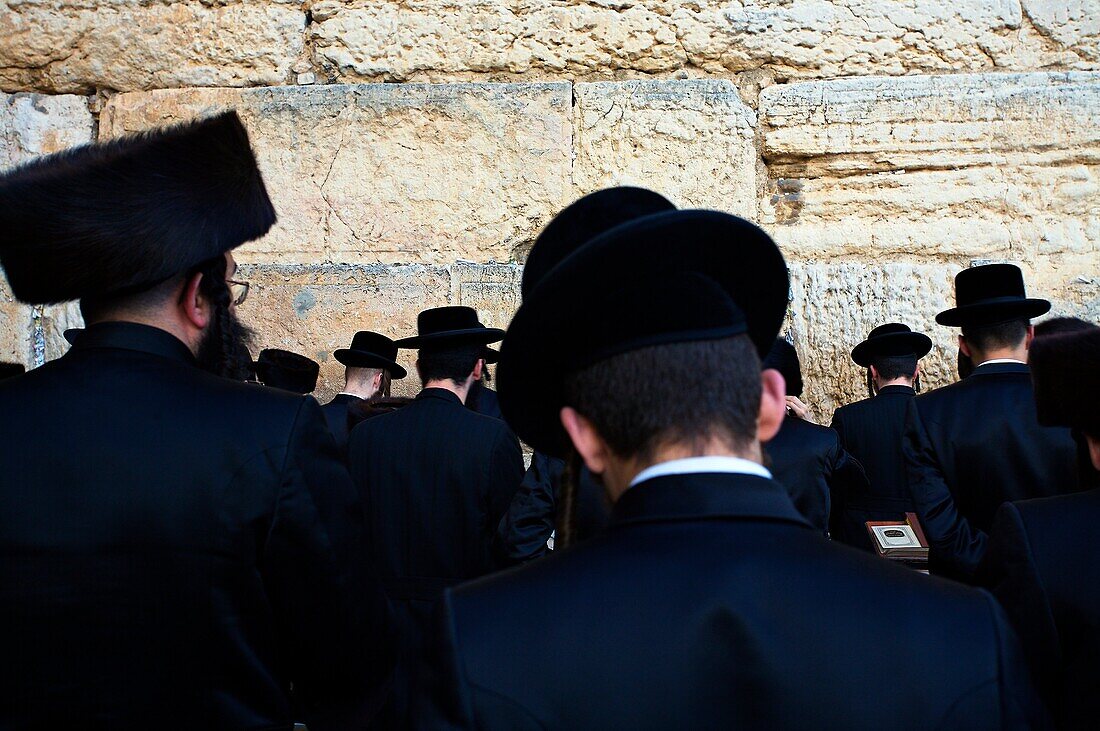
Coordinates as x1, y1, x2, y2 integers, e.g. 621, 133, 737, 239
560, 406, 610, 476
958, 334, 972, 359
471, 359, 484, 382
179, 271, 212, 330
1024, 324, 1036, 352
869, 364, 880, 384
757, 369, 787, 443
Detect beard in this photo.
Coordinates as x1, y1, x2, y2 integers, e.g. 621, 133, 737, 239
195, 304, 257, 381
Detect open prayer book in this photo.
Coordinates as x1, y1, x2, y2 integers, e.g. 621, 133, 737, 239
866, 513, 929, 569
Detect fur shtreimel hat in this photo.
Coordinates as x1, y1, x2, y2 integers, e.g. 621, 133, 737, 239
498, 188, 789, 457
1030, 325, 1100, 433
763, 338, 803, 398
0, 111, 276, 305
255, 349, 320, 395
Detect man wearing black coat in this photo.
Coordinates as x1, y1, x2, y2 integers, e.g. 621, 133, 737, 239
904, 264, 1079, 578
0, 113, 393, 729
830, 323, 932, 550
323, 331, 406, 453
348, 306, 524, 726
761, 338, 868, 533
415, 189, 1046, 729
978, 325, 1100, 729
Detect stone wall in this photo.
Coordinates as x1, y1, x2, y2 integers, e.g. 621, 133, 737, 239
1, 3, 1098, 416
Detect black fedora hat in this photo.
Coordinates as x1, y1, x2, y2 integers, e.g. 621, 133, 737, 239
0, 362, 25, 381
498, 204, 789, 457
522, 186, 675, 297
333, 331, 407, 379
763, 338, 803, 397
851, 323, 933, 367
0, 111, 275, 305
395, 306, 504, 349
1030, 325, 1100, 432
255, 348, 319, 394
936, 264, 1050, 328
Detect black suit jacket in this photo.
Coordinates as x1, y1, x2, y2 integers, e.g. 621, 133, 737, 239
416, 472, 1046, 729
495, 452, 611, 565
469, 385, 503, 421
348, 388, 524, 723
978, 489, 1100, 729
764, 416, 868, 533
831, 385, 917, 550
0, 322, 393, 730
905, 362, 1079, 577
321, 392, 363, 454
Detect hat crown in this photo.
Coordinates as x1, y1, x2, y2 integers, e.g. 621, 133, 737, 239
416, 306, 482, 337
348, 331, 398, 361
523, 187, 675, 297
867, 323, 913, 339
954, 264, 1028, 307
762, 338, 803, 397
258, 348, 318, 374
0, 111, 276, 304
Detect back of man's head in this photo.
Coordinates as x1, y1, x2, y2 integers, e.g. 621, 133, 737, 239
870, 354, 918, 382
563, 335, 761, 463
418, 344, 482, 387
961, 318, 1029, 356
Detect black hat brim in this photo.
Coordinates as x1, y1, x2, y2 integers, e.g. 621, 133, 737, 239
395, 328, 505, 349
852, 332, 933, 367
333, 349, 408, 379
936, 299, 1051, 327
499, 209, 788, 457
483, 347, 500, 365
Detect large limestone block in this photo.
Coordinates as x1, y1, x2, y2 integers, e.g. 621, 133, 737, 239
759, 72, 1100, 273
101, 83, 573, 265
308, 0, 1098, 84
450, 262, 521, 332
0, 92, 93, 366
784, 262, 958, 417
0, 0, 305, 94
237, 263, 451, 400
573, 79, 757, 215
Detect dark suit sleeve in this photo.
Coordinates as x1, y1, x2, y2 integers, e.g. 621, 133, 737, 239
823, 428, 868, 539
487, 426, 525, 532
413, 593, 474, 730
903, 399, 987, 581
263, 397, 395, 730
495, 451, 557, 566
977, 503, 1061, 703
829, 409, 846, 446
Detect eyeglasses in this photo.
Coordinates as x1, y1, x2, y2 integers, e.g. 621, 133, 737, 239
228, 279, 250, 307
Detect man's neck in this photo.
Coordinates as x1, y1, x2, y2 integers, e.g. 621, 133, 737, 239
607, 438, 762, 502
424, 379, 469, 404
971, 347, 1028, 366
875, 377, 914, 392
340, 384, 376, 401
86, 314, 197, 355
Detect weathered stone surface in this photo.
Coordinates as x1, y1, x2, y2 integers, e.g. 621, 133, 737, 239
759, 72, 1100, 269
573, 79, 757, 215
450, 262, 521, 332
0, 0, 305, 94
238, 263, 451, 400
785, 263, 959, 417
308, 0, 1099, 84
0, 92, 94, 366
101, 82, 573, 265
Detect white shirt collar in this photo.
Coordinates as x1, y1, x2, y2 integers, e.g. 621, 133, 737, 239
976, 358, 1027, 367
337, 392, 365, 399
629, 456, 772, 488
